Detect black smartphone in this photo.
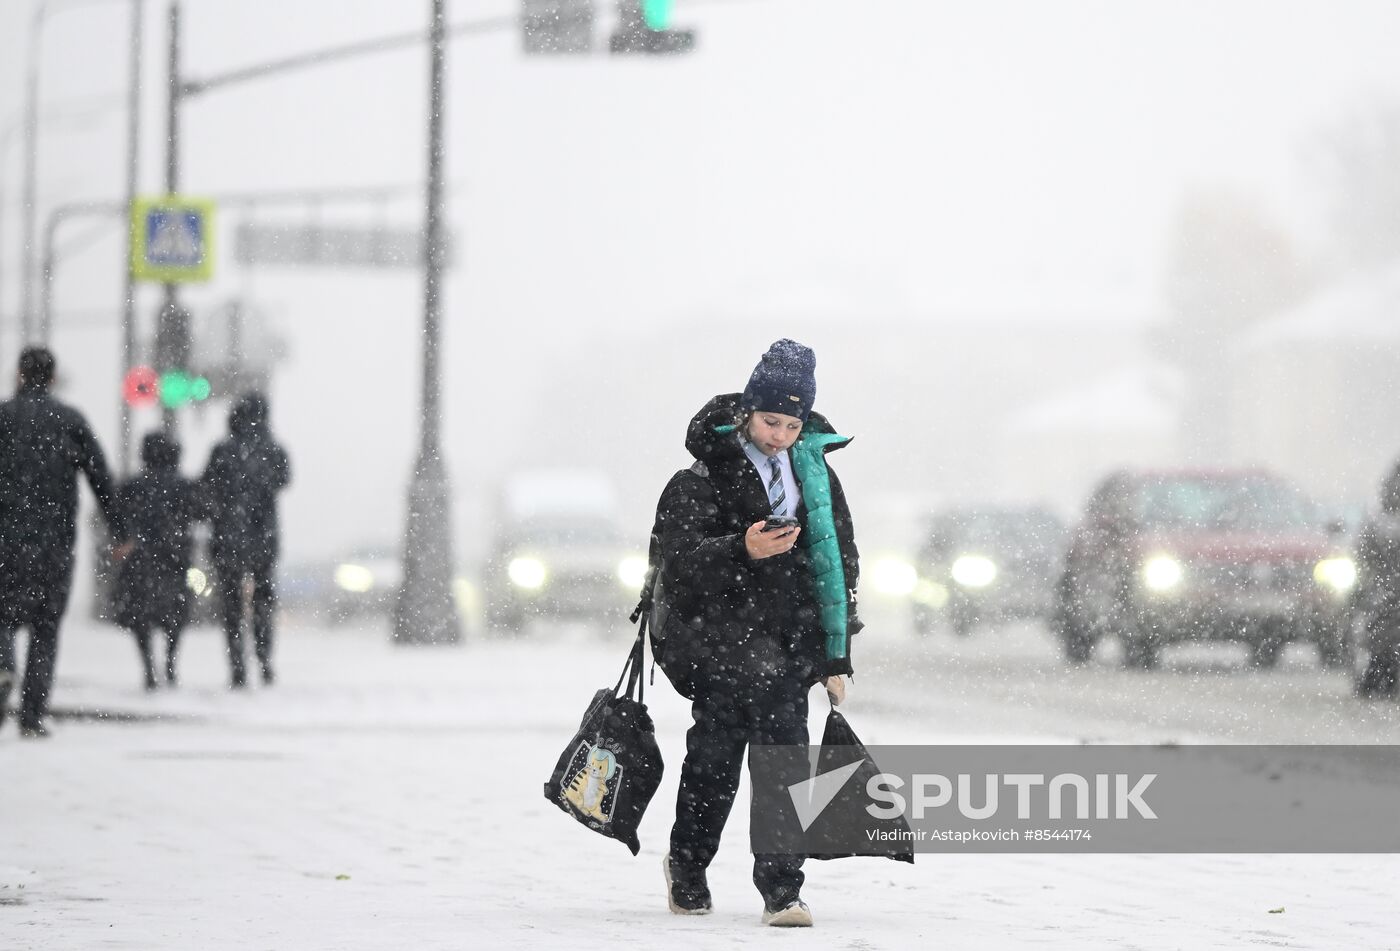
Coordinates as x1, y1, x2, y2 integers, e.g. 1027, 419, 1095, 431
762, 515, 799, 532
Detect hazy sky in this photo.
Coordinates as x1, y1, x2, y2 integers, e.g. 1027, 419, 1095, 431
3, 0, 1399, 561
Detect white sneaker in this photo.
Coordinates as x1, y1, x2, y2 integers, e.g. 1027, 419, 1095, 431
761, 898, 813, 927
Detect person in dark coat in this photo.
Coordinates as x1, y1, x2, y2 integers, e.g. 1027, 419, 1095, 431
114, 432, 204, 690
1354, 462, 1400, 698
201, 392, 290, 688
0, 347, 130, 737
651, 339, 862, 928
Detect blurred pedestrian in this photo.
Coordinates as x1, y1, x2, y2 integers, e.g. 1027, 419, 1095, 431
650, 339, 862, 928
0, 347, 131, 738
114, 432, 204, 690
1355, 461, 1400, 698
201, 392, 290, 689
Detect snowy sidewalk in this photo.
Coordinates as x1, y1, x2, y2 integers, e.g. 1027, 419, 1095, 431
1, 619, 1396, 950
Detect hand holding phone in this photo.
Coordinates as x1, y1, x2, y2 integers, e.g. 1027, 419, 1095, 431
745, 518, 801, 559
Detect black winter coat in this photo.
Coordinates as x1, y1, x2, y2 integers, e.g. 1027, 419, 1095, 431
650, 394, 861, 698
201, 419, 290, 571
113, 464, 204, 631
1354, 463, 1400, 649
0, 384, 125, 622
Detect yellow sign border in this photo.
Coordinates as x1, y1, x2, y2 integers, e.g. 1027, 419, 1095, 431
130, 196, 215, 282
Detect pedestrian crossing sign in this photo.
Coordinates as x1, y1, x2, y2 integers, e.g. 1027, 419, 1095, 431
130, 196, 215, 282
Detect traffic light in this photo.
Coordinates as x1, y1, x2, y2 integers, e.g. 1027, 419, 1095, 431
123, 365, 211, 409
610, 0, 695, 54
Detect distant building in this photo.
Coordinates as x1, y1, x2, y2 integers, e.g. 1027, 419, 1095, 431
997, 365, 1182, 515
1230, 265, 1400, 507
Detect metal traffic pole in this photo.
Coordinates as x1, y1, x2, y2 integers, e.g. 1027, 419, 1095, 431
393, 0, 460, 645
157, 0, 184, 437
119, 0, 144, 476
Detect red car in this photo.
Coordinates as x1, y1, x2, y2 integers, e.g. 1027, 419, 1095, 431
1054, 469, 1355, 669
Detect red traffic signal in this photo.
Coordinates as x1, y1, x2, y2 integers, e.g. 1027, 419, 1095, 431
123, 366, 159, 407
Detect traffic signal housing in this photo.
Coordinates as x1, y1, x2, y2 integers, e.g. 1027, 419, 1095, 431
610, 0, 695, 54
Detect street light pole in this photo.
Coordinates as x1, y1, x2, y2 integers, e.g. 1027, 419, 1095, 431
393, 0, 461, 645
19, 5, 44, 343
40, 201, 125, 338
158, 0, 182, 436
18, 0, 129, 345
119, 0, 144, 476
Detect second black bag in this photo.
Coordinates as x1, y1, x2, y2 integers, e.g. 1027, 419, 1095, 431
808, 706, 915, 864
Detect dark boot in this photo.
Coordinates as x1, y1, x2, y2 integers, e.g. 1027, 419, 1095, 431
662, 853, 712, 915
19, 720, 52, 740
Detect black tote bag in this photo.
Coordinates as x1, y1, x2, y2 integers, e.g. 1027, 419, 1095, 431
808, 706, 915, 864
543, 633, 663, 855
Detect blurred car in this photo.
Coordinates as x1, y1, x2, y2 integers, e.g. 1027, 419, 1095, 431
910, 506, 1066, 636
1054, 469, 1355, 669
483, 515, 646, 633
276, 556, 340, 620
482, 469, 645, 634
327, 544, 402, 621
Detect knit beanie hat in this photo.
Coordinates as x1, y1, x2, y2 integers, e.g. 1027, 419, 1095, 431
741, 338, 817, 421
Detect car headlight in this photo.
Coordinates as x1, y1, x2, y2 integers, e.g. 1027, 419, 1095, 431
950, 555, 997, 588
617, 555, 649, 590
335, 563, 375, 593
186, 567, 209, 597
1142, 555, 1183, 592
1314, 557, 1356, 593
507, 557, 547, 590
870, 557, 918, 596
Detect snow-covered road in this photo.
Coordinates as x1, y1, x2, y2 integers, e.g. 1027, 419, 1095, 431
2, 617, 1396, 949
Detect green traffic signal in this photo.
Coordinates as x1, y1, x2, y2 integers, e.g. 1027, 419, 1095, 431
641, 0, 673, 30
158, 370, 212, 408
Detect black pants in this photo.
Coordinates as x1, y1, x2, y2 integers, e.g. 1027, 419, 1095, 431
132, 625, 184, 686
669, 670, 810, 904
217, 563, 276, 683
0, 585, 71, 729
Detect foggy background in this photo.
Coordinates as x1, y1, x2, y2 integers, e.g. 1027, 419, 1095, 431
4, 0, 1400, 580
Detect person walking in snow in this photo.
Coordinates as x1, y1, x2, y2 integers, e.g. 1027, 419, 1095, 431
114, 432, 205, 690
201, 392, 290, 689
650, 338, 862, 928
1354, 460, 1400, 698
0, 347, 130, 738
